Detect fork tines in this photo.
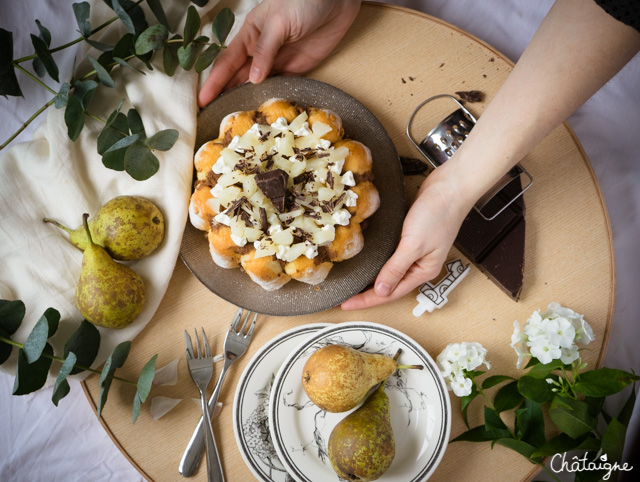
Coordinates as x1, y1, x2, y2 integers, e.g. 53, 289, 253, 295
184, 328, 212, 359
231, 308, 257, 337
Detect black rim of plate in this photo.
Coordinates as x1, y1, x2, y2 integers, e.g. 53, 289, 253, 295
269, 322, 451, 482
180, 76, 405, 316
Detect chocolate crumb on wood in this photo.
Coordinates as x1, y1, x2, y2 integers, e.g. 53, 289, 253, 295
455, 90, 484, 103
400, 156, 429, 175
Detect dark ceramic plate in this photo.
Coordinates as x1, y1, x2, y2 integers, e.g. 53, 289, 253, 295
180, 76, 404, 316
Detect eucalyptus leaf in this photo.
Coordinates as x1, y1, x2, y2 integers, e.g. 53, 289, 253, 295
494, 438, 539, 460
63, 320, 100, 375
113, 56, 146, 75
574, 368, 640, 397
518, 374, 556, 403
482, 375, 514, 390
146, 0, 170, 30
35, 19, 52, 46
125, 143, 159, 180
32, 58, 46, 78
54, 82, 70, 109
177, 43, 198, 70
86, 39, 114, 52
113, 33, 135, 58
98, 111, 129, 154
145, 129, 178, 151
548, 396, 597, 439
88, 55, 115, 87
30, 34, 59, 82
13, 344, 53, 395
0, 328, 13, 365
64, 95, 85, 141
493, 380, 523, 413
0, 29, 22, 97
211, 7, 234, 45
104, 100, 125, 130
23, 308, 60, 363
132, 354, 158, 423
190, 0, 209, 7
72, 2, 92, 37
72, 79, 98, 109
0, 299, 25, 335
97, 51, 114, 73
112, 0, 136, 34
52, 352, 77, 406
162, 35, 181, 76
450, 425, 511, 443
103, 147, 127, 171
601, 417, 626, 462
114, 0, 149, 35
127, 109, 146, 138
183, 6, 200, 46
135, 24, 168, 55
132, 392, 142, 423
105, 134, 140, 153
195, 43, 220, 73
97, 341, 131, 417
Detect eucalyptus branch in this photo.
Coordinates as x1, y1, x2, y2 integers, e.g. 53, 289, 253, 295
14, 64, 57, 95
0, 99, 54, 151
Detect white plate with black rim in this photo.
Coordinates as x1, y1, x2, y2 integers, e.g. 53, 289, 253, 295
268, 322, 451, 482
233, 323, 331, 482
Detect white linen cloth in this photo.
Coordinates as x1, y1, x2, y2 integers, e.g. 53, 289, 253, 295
1, 1, 638, 481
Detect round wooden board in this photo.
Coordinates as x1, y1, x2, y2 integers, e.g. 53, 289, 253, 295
83, 4, 614, 482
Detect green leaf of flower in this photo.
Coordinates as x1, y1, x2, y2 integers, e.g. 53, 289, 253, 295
64, 95, 85, 141
494, 438, 539, 460
0, 29, 22, 97
23, 308, 60, 363
72, 2, 92, 38
52, 352, 77, 406
125, 143, 160, 180
481, 375, 514, 390
195, 43, 220, 73
460, 383, 478, 428
494, 380, 523, 413
35, 19, 52, 46
132, 354, 158, 423
13, 344, 53, 395
484, 406, 508, 432
517, 374, 556, 403
515, 398, 545, 447
0, 299, 25, 335
112, 0, 136, 34
30, 33, 59, 82
127, 109, 146, 138
531, 433, 600, 458
548, 395, 597, 439
88, 55, 115, 88
574, 368, 640, 397
450, 425, 511, 443
54, 82, 70, 109
135, 24, 169, 56
601, 417, 626, 462
145, 129, 178, 151
525, 358, 564, 379
212, 7, 234, 45
617, 385, 636, 427
183, 6, 201, 46
146, 0, 170, 30
63, 320, 100, 375
162, 35, 181, 76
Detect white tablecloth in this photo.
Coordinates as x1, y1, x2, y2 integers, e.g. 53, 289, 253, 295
1, 1, 638, 480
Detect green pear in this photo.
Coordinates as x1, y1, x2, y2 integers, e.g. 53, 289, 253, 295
44, 195, 164, 260
301, 344, 422, 412
328, 383, 395, 481
75, 213, 146, 329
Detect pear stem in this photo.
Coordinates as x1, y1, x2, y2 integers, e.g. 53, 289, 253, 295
43, 217, 73, 234
82, 213, 94, 246
392, 348, 424, 370
393, 348, 402, 361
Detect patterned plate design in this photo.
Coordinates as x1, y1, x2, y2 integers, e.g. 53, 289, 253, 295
233, 324, 331, 482
180, 76, 404, 316
269, 322, 452, 481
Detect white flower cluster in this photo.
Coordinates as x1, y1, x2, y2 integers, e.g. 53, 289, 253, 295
437, 342, 491, 397
511, 302, 595, 368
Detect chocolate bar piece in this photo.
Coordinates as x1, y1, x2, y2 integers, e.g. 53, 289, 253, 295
454, 177, 525, 301
255, 169, 289, 213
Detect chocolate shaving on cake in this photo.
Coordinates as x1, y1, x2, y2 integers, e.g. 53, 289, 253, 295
206, 171, 221, 186
316, 151, 330, 158
258, 131, 269, 142
239, 210, 252, 228
255, 169, 289, 213
223, 196, 247, 217
334, 192, 346, 207
293, 171, 314, 185
292, 227, 312, 243
303, 210, 321, 220
326, 171, 335, 189
455, 90, 484, 103
259, 207, 268, 231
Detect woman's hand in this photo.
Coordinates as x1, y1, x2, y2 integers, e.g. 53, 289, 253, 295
198, 0, 361, 107
341, 166, 472, 310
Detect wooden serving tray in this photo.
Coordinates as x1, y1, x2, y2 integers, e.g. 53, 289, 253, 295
83, 4, 614, 481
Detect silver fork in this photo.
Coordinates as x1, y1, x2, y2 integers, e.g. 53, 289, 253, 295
179, 309, 257, 477
184, 329, 224, 482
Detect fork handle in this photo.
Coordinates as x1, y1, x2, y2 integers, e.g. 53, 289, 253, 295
200, 392, 224, 482
179, 363, 230, 477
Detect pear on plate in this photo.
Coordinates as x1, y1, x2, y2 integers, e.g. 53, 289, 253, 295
44, 195, 164, 260
301, 344, 422, 412
75, 213, 145, 329
328, 382, 395, 481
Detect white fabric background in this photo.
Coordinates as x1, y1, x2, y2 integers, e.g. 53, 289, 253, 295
1, 0, 638, 481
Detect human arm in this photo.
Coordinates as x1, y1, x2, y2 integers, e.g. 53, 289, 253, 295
198, 0, 361, 107
341, 0, 640, 310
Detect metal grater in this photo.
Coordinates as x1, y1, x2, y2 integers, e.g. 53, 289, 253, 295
406, 94, 533, 220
